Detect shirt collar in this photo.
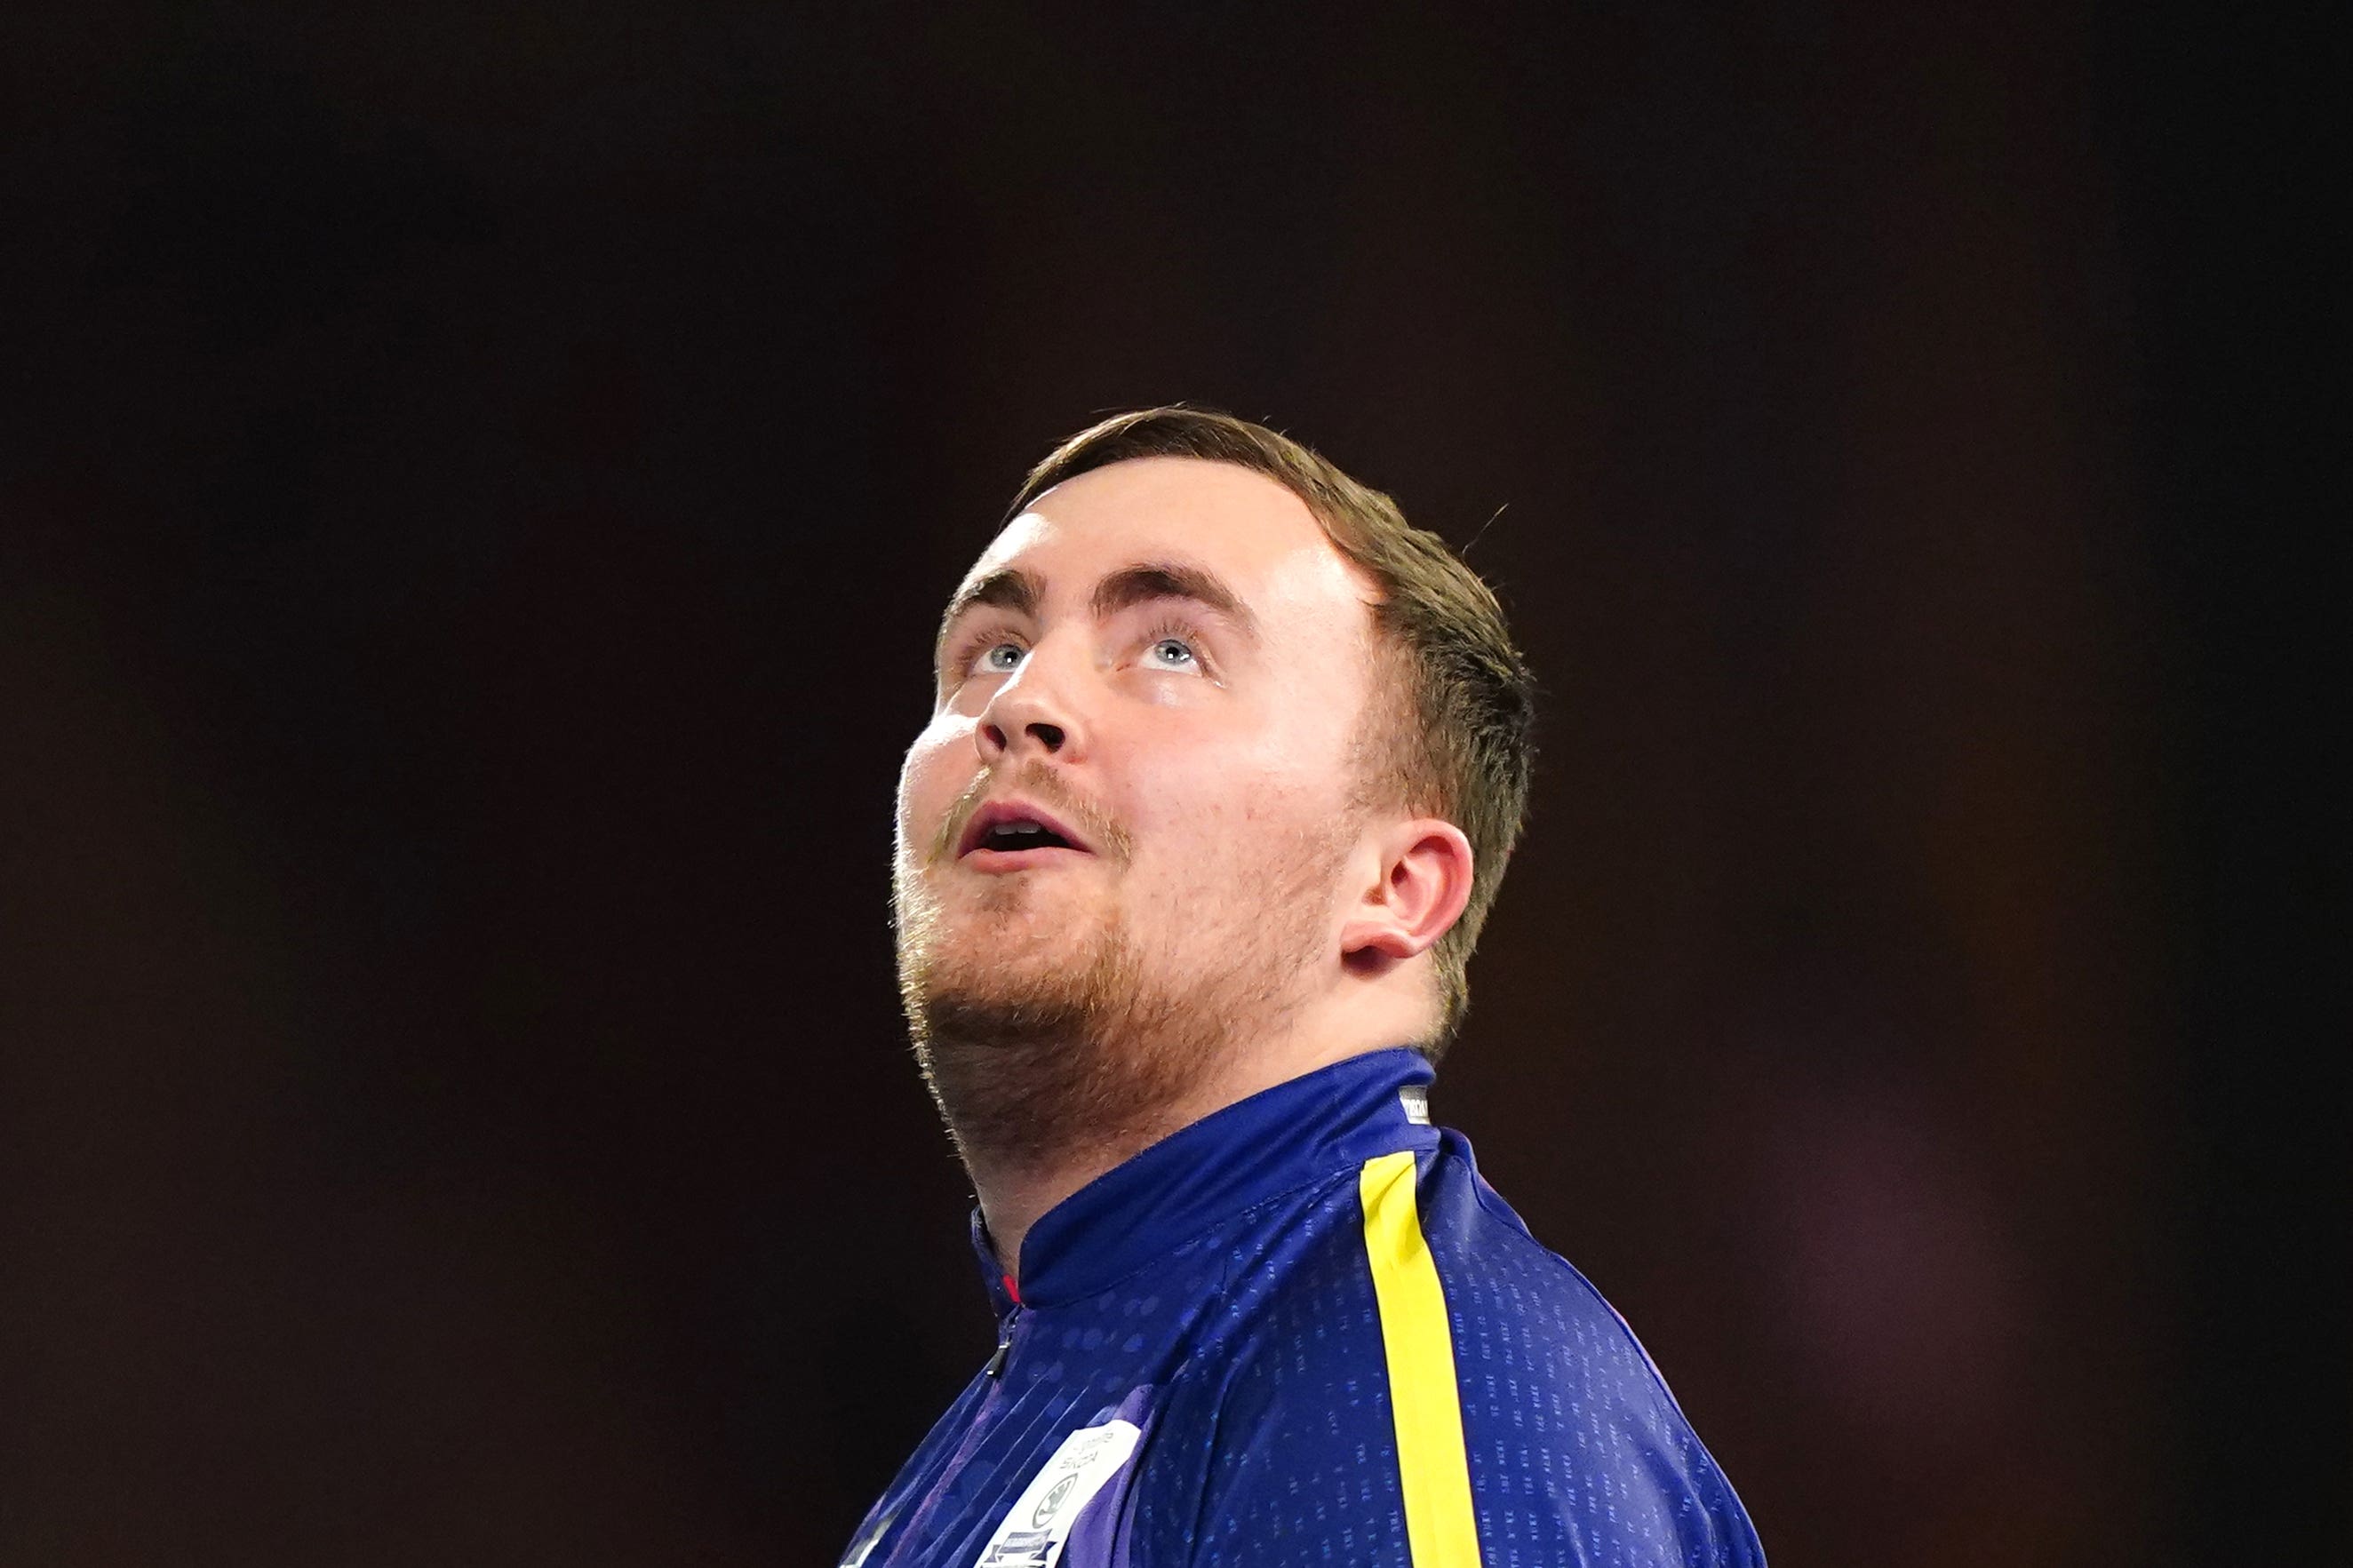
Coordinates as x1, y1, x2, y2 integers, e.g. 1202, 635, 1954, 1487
969, 1047, 1440, 1310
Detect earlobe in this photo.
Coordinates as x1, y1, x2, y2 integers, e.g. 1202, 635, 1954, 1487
1337, 820, 1474, 966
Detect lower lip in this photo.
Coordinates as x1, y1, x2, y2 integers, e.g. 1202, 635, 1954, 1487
960, 846, 1092, 872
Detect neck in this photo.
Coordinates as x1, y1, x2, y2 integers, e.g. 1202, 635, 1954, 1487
953, 982, 1429, 1285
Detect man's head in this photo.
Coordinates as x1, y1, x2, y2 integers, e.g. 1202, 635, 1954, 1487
893, 409, 1534, 1166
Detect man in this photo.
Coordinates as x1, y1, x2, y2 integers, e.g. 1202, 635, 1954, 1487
849, 409, 1763, 1566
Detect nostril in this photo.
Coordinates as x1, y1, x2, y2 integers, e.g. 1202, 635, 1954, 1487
1029, 721, 1065, 751
981, 722, 1009, 752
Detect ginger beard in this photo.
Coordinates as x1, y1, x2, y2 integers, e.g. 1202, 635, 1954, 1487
893, 758, 1358, 1175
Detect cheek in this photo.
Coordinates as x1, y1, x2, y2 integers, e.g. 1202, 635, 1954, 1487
1143, 696, 1347, 809
897, 717, 976, 851
1113, 721, 1340, 864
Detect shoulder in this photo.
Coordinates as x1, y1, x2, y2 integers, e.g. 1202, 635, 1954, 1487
1418, 1133, 1690, 1432
1128, 1137, 1764, 1567
1416, 1134, 1762, 1563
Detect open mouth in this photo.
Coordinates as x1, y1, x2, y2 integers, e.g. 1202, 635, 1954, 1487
974, 819, 1075, 853
956, 799, 1093, 861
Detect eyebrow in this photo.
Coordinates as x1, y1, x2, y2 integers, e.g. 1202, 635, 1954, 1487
935, 568, 1041, 665
1088, 562, 1257, 641
934, 560, 1259, 667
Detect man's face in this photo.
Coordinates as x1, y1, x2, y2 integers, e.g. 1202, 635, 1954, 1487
893, 457, 1385, 1065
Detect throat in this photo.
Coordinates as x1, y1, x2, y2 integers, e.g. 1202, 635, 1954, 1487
914, 996, 1222, 1181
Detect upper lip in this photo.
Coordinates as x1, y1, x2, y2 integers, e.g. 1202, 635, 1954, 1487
956, 797, 1094, 857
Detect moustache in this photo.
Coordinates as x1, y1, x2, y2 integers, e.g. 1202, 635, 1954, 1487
929, 761, 1135, 868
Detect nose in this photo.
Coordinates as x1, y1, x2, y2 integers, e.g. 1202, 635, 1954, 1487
975, 650, 1084, 765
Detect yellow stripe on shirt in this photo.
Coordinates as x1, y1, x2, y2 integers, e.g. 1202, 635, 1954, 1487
1359, 1149, 1484, 1566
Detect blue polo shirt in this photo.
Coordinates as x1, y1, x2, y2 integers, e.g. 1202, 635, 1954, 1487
841, 1048, 1763, 1566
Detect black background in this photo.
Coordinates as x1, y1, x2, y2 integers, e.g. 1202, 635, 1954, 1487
0, 4, 2330, 1564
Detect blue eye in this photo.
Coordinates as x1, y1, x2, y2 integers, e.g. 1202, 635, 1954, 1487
978, 641, 1025, 673
1145, 637, 1198, 670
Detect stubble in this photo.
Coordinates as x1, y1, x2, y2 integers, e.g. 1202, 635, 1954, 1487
893, 776, 1347, 1178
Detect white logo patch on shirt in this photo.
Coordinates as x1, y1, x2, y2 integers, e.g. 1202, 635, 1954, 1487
971, 1418, 1143, 1567
1400, 1085, 1431, 1125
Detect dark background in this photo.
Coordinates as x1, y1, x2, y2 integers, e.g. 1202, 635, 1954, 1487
0, 4, 2331, 1564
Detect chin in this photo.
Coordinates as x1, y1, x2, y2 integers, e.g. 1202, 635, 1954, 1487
908, 875, 1095, 958
960, 910, 1104, 978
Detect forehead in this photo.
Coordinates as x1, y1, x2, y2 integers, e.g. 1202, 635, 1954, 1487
957, 456, 1375, 618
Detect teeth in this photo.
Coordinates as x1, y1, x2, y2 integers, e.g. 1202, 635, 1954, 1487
973, 815, 1069, 852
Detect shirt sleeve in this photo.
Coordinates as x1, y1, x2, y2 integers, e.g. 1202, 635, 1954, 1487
1119, 1149, 1765, 1567
1151, 1211, 1765, 1565
1176, 1348, 1763, 1567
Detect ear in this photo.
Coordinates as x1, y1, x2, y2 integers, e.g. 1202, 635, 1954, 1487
1337, 817, 1475, 970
